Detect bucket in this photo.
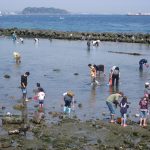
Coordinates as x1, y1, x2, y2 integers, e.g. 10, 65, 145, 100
117, 117, 122, 124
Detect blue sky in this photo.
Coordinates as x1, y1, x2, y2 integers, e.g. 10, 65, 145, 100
0, 0, 150, 14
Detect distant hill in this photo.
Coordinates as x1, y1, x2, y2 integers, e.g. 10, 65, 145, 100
22, 7, 69, 15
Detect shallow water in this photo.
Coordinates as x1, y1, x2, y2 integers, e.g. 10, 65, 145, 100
0, 37, 150, 121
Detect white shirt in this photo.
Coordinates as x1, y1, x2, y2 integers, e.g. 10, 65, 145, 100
38, 92, 45, 100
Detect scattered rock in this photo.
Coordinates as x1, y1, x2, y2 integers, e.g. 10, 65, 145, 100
4, 74, 10, 78
2, 116, 23, 124
108, 51, 142, 56
13, 103, 25, 110
74, 73, 79, 76
32, 111, 45, 124
78, 103, 82, 108
53, 69, 60, 72
48, 111, 62, 118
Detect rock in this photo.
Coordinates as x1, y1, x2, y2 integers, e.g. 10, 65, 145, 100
13, 103, 25, 110
102, 112, 106, 116
9, 96, 16, 99
8, 129, 20, 135
32, 111, 45, 124
34, 104, 39, 108
4, 74, 10, 78
53, 69, 60, 72
78, 103, 82, 108
1, 106, 6, 110
74, 73, 79, 75
108, 51, 142, 56
49, 111, 62, 118
2, 116, 23, 124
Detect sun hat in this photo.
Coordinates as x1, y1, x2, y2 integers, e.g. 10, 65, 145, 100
67, 90, 74, 97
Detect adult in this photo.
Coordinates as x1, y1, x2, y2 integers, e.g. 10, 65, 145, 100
93, 64, 105, 77
139, 59, 148, 71
110, 66, 120, 87
106, 92, 123, 123
21, 72, 30, 102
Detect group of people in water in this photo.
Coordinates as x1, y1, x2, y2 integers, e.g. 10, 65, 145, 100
12, 31, 150, 127
88, 59, 149, 127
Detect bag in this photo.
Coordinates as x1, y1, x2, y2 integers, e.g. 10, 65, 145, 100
33, 96, 38, 101
109, 78, 112, 86
22, 88, 27, 94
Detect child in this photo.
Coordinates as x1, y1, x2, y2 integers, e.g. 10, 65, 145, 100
63, 91, 74, 114
33, 83, 41, 101
37, 88, 45, 109
139, 96, 148, 127
119, 96, 129, 127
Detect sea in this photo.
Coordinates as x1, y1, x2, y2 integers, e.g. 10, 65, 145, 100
0, 14, 150, 33
0, 14, 150, 122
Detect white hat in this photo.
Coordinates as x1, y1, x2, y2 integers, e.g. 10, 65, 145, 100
145, 82, 149, 85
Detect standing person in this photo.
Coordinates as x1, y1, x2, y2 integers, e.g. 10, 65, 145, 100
111, 66, 120, 87
119, 96, 129, 127
37, 88, 46, 110
139, 59, 149, 71
33, 83, 41, 100
139, 96, 149, 127
12, 31, 17, 41
87, 40, 91, 48
21, 72, 30, 102
63, 91, 74, 114
88, 64, 99, 85
106, 92, 123, 123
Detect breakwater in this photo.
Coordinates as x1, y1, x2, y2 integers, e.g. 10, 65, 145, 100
0, 28, 150, 44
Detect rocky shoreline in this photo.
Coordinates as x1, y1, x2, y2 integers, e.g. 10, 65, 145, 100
0, 28, 150, 44
1, 111, 150, 150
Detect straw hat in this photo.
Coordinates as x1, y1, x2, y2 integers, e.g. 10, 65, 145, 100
67, 90, 74, 97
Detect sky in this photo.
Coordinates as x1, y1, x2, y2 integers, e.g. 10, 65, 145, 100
0, 0, 150, 14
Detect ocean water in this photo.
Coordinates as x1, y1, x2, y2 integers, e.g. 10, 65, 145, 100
0, 37, 150, 121
0, 14, 150, 33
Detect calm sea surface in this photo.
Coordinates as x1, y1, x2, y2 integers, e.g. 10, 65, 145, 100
0, 37, 150, 121
0, 14, 150, 33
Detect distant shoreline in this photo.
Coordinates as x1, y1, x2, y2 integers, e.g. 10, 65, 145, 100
0, 28, 150, 44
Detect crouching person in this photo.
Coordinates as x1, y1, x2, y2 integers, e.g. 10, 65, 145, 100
106, 92, 123, 123
63, 91, 74, 114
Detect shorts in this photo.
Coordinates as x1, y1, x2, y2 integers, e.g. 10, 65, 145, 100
121, 113, 127, 118
22, 88, 27, 94
39, 100, 44, 105
106, 101, 115, 115
140, 111, 147, 118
